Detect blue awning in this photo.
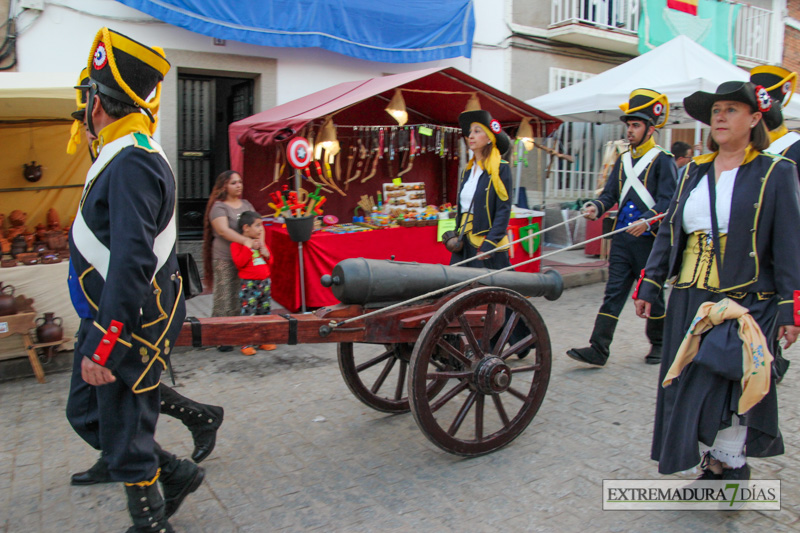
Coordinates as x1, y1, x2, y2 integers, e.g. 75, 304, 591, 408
115, 0, 475, 64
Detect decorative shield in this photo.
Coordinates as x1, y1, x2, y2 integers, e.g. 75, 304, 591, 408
287, 137, 312, 169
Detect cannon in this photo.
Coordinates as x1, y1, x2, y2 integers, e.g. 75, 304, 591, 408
176, 259, 562, 456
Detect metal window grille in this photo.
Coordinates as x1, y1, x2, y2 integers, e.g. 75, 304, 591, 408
545, 68, 625, 200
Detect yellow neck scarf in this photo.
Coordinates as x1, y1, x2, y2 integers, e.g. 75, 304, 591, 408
630, 135, 656, 159
93, 113, 153, 155
663, 298, 772, 414
464, 123, 508, 201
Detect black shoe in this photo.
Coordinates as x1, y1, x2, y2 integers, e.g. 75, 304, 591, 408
217, 345, 233, 352
696, 469, 722, 480
125, 481, 174, 533
161, 459, 205, 518
645, 344, 662, 365
70, 457, 112, 486
721, 464, 751, 480
566, 346, 608, 366
189, 405, 224, 463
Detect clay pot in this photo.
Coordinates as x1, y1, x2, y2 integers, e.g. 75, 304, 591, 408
35, 312, 63, 343
33, 242, 48, 254
23, 162, 42, 183
45, 231, 67, 251
47, 208, 61, 231
36, 224, 47, 241
16, 252, 38, 265
10, 235, 26, 257
8, 210, 26, 228
0, 284, 16, 316
0, 238, 9, 254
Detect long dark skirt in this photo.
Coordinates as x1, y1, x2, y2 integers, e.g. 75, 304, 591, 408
651, 287, 783, 474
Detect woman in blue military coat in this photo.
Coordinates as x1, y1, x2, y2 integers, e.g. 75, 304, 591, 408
634, 81, 800, 480
450, 110, 513, 269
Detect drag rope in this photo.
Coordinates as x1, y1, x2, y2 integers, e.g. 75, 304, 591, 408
326, 213, 665, 331
449, 212, 585, 268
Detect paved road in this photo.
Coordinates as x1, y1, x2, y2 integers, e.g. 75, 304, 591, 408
1, 283, 799, 532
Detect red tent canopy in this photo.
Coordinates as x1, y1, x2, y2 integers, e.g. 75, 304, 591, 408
230, 66, 561, 168
229, 67, 561, 221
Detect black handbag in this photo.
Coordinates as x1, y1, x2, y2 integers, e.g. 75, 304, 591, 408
177, 253, 203, 300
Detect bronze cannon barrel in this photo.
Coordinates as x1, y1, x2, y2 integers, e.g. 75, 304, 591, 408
320, 258, 563, 305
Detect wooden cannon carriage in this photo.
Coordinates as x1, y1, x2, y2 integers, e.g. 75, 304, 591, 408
176, 258, 563, 457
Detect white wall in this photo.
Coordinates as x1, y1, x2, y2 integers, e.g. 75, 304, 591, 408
14, 0, 512, 106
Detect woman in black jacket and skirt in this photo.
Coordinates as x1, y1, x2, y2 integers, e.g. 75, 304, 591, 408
634, 81, 800, 480
449, 110, 513, 269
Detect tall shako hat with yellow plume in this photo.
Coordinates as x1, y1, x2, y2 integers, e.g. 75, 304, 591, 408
77, 28, 170, 136
750, 65, 797, 130
619, 88, 669, 129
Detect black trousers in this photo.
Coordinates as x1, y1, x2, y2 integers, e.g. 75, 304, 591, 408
66, 320, 164, 483
599, 231, 666, 319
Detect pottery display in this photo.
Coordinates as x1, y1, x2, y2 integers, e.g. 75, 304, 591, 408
35, 312, 63, 344
0, 284, 16, 316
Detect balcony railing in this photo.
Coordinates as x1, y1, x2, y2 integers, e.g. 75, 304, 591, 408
550, 0, 775, 64
735, 3, 772, 64
550, 0, 639, 34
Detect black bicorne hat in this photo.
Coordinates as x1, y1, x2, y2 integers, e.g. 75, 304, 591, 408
458, 110, 511, 156
684, 81, 772, 126
619, 89, 669, 128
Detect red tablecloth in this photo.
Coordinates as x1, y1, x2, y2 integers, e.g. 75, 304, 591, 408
269, 218, 542, 312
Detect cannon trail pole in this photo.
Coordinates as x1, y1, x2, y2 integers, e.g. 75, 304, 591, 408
449, 212, 586, 268
323, 213, 666, 333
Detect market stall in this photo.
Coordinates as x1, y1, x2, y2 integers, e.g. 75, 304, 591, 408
0, 72, 86, 361
229, 67, 560, 309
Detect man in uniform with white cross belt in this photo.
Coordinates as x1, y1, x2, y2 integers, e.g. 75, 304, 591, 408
66, 28, 204, 532
567, 89, 677, 367
750, 65, 800, 382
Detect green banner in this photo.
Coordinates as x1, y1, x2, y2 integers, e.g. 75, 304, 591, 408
639, 0, 741, 64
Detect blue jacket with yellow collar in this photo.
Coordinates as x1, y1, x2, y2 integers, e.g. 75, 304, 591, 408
637, 149, 800, 327
454, 161, 513, 254
68, 126, 185, 392
589, 139, 676, 234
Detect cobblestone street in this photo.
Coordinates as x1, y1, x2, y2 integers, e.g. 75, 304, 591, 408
2, 283, 799, 532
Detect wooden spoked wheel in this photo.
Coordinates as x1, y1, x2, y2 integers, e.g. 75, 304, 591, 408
407, 287, 551, 456
338, 342, 448, 414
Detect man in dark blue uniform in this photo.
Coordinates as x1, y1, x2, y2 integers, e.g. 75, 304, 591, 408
66, 67, 224, 488
750, 65, 800, 382
567, 89, 677, 367
66, 28, 203, 532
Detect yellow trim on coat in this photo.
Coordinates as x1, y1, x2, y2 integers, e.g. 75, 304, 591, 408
141, 277, 167, 328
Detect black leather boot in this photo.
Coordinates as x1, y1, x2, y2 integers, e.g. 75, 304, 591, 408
159, 383, 224, 463
70, 455, 112, 486
645, 317, 664, 365
158, 449, 205, 518
124, 479, 174, 533
566, 314, 617, 366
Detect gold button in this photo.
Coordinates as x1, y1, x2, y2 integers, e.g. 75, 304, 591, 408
139, 347, 148, 356
164, 346, 170, 354
102, 339, 111, 345
753, 203, 759, 208
142, 355, 150, 363
110, 326, 119, 333
170, 274, 176, 280
92, 354, 100, 361
749, 252, 756, 257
